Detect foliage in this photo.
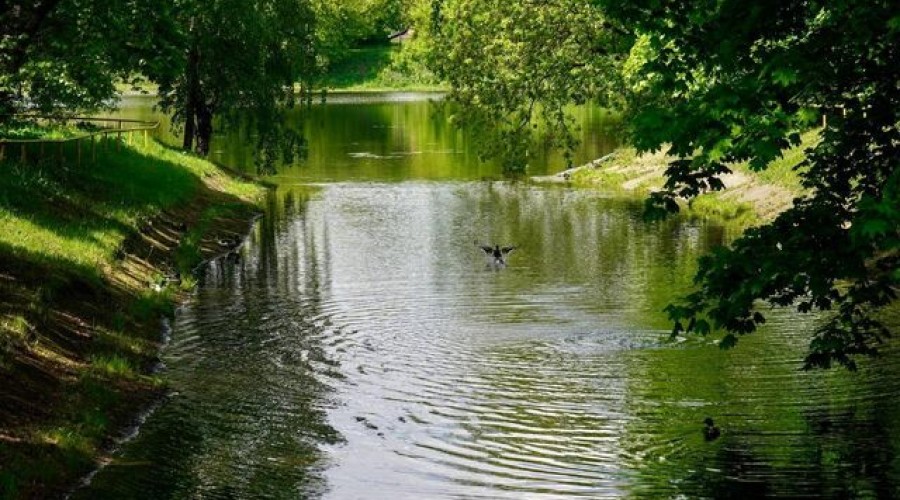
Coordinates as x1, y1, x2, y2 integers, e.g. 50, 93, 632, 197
318, 45, 442, 91
0, 0, 164, 116
311, 0, 407, 69
147, 0, 318, 155
311, 0, 442, 91
596, 0, 900, 369
1, 1, 321, 154
431, 0, 625, 173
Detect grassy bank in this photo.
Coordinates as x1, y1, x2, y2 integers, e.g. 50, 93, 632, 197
319, 45, 445, 92
562, 130, 819, 227
0, 130, 265, 498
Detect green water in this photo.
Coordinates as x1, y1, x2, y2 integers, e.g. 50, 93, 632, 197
77, 95, 900, 498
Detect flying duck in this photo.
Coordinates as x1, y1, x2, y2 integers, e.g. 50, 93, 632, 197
477, 242, 516, 267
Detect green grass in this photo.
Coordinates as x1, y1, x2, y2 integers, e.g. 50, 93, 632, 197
732, 129, 820, 193
569, 130, 821, 226
0, 125, 265, 497
90, 354, 136, 378
688, 193, 757, 227
0, 121, 84, 140
320, 45, 445, 92
0, 136, 259, 278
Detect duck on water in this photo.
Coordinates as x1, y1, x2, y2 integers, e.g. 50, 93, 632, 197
703, 417, 721, 441
477, 242, 516, 268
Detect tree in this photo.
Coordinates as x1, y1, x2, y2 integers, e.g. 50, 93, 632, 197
436, 0, 900, 368
151, 0, 318, 155
602, 0, 900, 369
311, 0, 407, 70
0, 0, 163, 117
431, 0, 625, 172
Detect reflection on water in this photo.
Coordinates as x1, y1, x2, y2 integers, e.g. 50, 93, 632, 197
107, 94, 620, 180
80, 97, 900, 499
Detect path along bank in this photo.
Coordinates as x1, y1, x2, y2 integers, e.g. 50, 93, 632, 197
0, 131, 267, 498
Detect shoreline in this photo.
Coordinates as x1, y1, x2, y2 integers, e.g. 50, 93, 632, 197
116, 88, 448, 100
0, 138, 268, 498
69, 210, 266, 496
532, 143, 808, 227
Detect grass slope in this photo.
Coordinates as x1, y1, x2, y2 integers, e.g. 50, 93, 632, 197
0, 132, 264, 498
319, 45, 445, 92
566, 129, 820, 227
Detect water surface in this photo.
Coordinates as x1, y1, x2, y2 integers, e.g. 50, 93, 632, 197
79, 95, 900, 499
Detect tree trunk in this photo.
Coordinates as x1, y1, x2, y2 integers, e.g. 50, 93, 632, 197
182, 32, 200, 151
195, 103, 212, 156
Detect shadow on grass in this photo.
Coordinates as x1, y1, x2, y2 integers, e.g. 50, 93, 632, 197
322, 46, 394, 89
0, 436, 94, 499
0, 139, 201, 259
0, 137, 261, 498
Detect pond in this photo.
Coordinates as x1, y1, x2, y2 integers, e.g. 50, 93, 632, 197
78, 94, 900, 498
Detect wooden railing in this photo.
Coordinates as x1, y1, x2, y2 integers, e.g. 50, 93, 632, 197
0, 116, 161, 166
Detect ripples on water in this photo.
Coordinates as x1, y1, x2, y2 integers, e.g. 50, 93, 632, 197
78, 181, 900, 499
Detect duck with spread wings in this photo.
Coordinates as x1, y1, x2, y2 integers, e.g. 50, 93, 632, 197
477, 243, 516, 267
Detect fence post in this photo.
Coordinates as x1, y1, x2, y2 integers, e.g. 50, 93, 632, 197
20, 143, 25, 163
0, 143, 4, 162
144, 129, 148, 148
92, 134, 96, 163
77, 138, 82, 167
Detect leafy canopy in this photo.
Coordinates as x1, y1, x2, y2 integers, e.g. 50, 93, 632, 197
607, 0, 900, 370
0, 0, 166, 115
150, 0, 318, 155
432, 0, 626, 172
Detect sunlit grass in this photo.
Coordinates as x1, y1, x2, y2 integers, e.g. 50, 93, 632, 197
1, 315, 30, 338
40, 427, 93, 457
0, 122, 82, 140
90, 354, 136, 378
733, 128, 820, 194
689, 193, 757, 227
0, 136, 262, 279
0, 315, 31, 369
0, 210, 121, 272
93, 326, 153, 356
321, 45, 444, 91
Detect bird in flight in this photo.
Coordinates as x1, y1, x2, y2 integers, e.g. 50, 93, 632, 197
477, 242, 516, 267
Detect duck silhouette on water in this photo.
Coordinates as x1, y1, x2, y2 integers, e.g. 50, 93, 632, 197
703, 417, 721, 441
476, 242, 516, 268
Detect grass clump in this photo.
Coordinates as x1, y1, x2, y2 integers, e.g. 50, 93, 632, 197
89, 354, 136, 378
689, 193, 757, 227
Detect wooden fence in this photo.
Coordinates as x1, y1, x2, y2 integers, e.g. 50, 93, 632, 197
0, 116, 160, 167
